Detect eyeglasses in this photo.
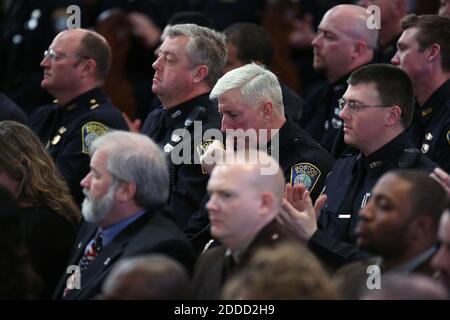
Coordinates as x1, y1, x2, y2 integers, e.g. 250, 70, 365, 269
338, 98, 391, 114
43, 48, 90, 62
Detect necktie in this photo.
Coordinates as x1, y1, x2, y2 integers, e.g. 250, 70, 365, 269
63, 231, 103, 297
78, 231, 103, 273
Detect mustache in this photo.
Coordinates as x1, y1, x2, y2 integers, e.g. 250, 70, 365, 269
83, 188, 91, 200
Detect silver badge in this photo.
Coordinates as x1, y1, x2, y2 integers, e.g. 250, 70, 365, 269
163, 143, 174, 153
421, 143, 429, 153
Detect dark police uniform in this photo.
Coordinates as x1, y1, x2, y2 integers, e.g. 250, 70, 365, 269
28, 88, 128, 205
309, 131, 437, 271
299, 75, 348, 154
186, 117, 334, 254
280, 82, 304, 123
407, 79, 450, 173
141, 93, 221, 231
272, 117, 334, 201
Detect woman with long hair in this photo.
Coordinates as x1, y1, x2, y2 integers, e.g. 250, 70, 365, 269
0, 121, 80, 298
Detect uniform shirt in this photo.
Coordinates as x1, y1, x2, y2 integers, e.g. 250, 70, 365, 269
272, 117, 334, 201
309, 131, 437, 270
28, 87, 128, 205
280, 82, 304, 123
141, 93, 221, 231
299, 75, 348, 154
407, 79, 450, 173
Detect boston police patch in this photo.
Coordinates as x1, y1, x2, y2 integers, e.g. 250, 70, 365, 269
81, 122, 109, 154
290, 162, 321, 192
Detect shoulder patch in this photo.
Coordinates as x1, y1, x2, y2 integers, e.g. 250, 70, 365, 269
81, 122, 110, 155
447, 129, 450, 145
290, 162, 321, 192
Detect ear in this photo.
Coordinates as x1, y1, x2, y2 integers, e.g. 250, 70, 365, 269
192, 64, 209, 84
352, 41, 366, 60
259, 192, 275, 217
427, 43, 441, 64
115, 181, 137, 203
261, 101, 274, 122
81, 59, 97, 77
384, 105, 402, 127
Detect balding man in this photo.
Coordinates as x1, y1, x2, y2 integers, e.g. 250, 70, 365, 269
53, 131, 195, 300
299, 4, 378, 157
192, 151, 296, 299
29, 29, 128, 205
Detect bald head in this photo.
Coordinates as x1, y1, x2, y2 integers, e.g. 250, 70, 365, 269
57, 29, 111, 81
312, 4, 378, 82
325, 5, 379, 49
223, 150, 285, 201
206, 151, 285, 250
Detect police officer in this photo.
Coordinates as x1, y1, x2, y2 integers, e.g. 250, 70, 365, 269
391, 14, 450, 173
140, 24, 227, 231
280, 64, 438, 271
188, 63, 334, 254
28, 29, 128, 205
299, 4, 378, 157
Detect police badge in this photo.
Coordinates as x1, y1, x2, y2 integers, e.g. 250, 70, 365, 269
290, 162, 321, 192
81, 122, 109, 154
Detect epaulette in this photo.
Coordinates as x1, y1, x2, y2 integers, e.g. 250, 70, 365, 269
398, 148, 421, 168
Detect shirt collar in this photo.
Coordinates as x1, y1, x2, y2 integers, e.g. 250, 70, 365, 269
163, 93, 211, 128
360, 131, 412, 174
418, 79, 450, 125
99, 209, 146, 247
58, 87, 107, 114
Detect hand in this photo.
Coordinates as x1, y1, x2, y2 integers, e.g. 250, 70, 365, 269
199, 140, 225, 175
122, 112, 142, 133
278, 183, 327, 241
430, 167, 450, 196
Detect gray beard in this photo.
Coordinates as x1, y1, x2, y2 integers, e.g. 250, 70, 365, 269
81, 183, 116, 224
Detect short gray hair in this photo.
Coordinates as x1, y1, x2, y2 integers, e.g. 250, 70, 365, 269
210, 63, 284, 114
90, 131, 169, 208
166, 23, 227, 88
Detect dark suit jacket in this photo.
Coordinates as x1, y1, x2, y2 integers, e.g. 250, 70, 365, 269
53, 206, 196, 300
192, 221, 294, 299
